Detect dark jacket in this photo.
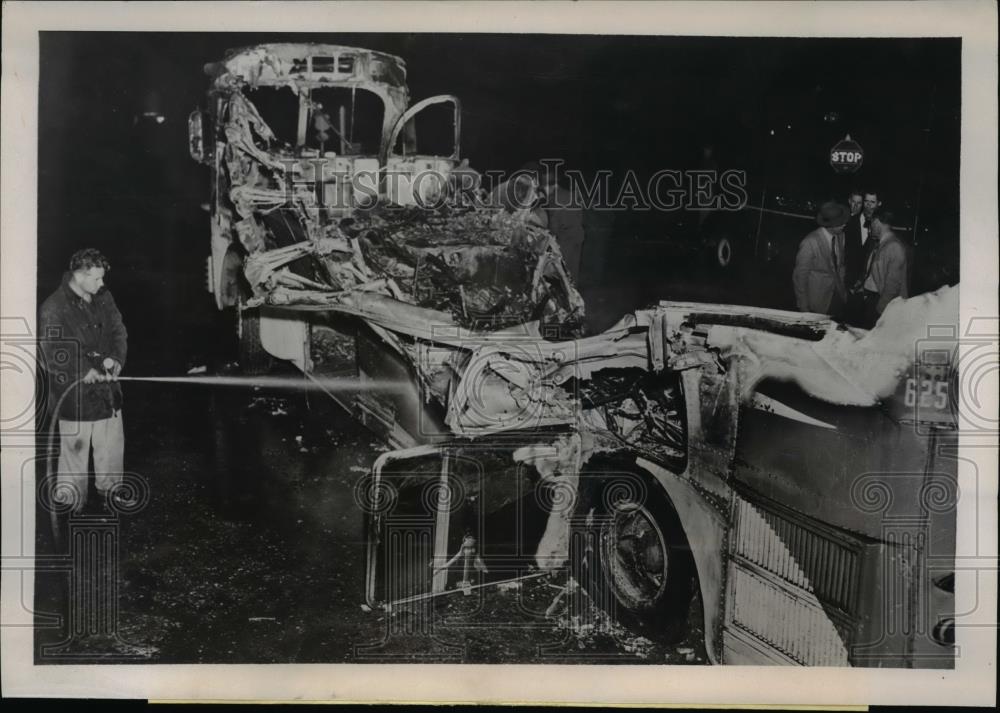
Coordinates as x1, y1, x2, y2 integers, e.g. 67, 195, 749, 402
38, 272, 127, 422
843, 212, 877, 289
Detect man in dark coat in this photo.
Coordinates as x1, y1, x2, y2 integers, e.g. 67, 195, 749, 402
843, 191, 882, 323
39, 248, 130, 511
844, 191, 875, 286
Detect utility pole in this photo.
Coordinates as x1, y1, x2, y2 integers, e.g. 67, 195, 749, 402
910, 83, 938, 247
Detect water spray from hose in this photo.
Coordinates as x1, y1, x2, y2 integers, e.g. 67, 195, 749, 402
113, 374, 406, 392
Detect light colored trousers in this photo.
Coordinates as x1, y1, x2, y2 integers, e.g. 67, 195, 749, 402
58, 411, 125, 500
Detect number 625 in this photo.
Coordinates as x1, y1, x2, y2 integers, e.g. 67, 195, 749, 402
904, 377, 948, 410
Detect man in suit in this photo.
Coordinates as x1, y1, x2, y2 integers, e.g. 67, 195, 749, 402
843, 190, 880, 290
843, 190, 881, 323
844, 191, 878, 291
793, 201, 849, 317
847, 191, 863, 219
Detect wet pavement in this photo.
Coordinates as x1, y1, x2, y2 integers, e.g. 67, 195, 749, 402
33, 364, 707, 665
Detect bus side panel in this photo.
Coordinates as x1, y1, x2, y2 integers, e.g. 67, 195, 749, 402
729, 380, 957, 667
734, 379, 931, 540
722, 492, 858, 665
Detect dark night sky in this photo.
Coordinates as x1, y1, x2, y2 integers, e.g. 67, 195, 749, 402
36, 32, 960, 369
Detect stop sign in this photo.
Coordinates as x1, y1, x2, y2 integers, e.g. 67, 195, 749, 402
830, 134, 864, 174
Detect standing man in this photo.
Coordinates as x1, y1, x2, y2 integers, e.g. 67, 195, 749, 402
860, 207, 909, 326
843, 190, 881, 322
793, 201, 849, 317
847, 191, 863, 218
843, 190, 880, 289
39, 248, 130, 511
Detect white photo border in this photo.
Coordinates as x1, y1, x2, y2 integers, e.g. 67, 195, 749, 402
2, 0, 996, 705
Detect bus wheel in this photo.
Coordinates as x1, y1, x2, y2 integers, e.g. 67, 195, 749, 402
237, 302, 273, 376
574, 469, 695, 643
715, 235, 734, 269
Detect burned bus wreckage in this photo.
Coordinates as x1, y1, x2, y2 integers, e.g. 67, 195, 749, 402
191, 44, 958, 666
190, 44, 583, 335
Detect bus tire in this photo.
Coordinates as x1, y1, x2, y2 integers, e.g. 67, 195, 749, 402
237, 303, 273, 376
218, 246, 246, 307
573, 466, 696, 643
715, 235, 734, 269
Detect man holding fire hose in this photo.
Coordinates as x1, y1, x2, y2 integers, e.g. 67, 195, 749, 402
38, 248, 134, 512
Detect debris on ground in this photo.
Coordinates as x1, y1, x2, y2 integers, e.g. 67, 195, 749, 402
248, 396, 290, 416
495, 579, 522, 593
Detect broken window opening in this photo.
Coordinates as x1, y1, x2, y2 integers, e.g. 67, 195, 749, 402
243, 86, 301, 150
311, 56, 335, 73
307, 87, 384, 156
392, 100, 458, 158
256, 209, 328, 284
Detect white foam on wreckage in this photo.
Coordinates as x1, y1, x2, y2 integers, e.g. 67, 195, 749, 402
726, 285, 958, 407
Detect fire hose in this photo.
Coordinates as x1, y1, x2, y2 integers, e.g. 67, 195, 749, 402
42, 372, 568, 613
44, 367, 131, 539
43, 370, 405, 539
